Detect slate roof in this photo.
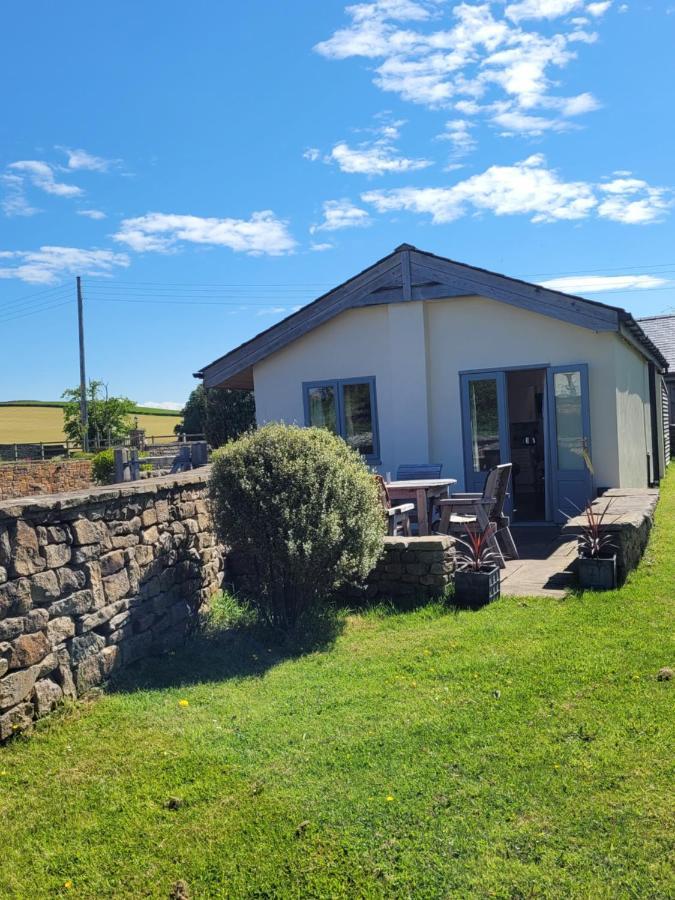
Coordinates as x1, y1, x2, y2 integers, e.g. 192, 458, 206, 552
637, 314, 675, 375
196, 244, 668, 389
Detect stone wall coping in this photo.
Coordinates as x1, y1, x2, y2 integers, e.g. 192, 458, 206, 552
0, 459, 92, 468
383, 535, 453, 550
561, 488, 659, 533
0, 467, 212, 522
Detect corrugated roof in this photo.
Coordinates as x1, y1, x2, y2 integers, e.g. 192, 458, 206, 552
637, 314, 675, 372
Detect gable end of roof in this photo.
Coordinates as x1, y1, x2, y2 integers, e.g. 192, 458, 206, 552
196, 245, 667, 389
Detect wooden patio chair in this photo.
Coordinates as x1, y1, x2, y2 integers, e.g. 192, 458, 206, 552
436, 463, 518, 567
396, 463, 443, 526
396, 463, 443, 481
375, 475, 414, 537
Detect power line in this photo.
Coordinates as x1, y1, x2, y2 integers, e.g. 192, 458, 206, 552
87, 296, 306, 307
0, 297, 72, 325
525, 261, 675, 278
85, 279, 334, 287
0, 282, 69, 315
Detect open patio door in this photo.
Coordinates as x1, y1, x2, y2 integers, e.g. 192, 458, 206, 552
547, 364, 593, 523
460, 371, 510, 496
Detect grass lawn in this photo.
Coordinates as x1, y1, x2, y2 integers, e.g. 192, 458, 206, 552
1, 475, 673, 898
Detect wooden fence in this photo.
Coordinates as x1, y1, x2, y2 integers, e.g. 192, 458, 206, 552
0, 434, 205, 463
113, 441, 209, 483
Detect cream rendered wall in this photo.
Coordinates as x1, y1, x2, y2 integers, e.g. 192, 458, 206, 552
612, 337, 653, 487
253, 304, 429, 475
252, 295, 642, 490
424, 296, 621, 489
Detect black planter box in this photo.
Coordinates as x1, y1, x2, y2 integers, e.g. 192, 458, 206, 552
577, 554, 617, 591
454, 566, 501, 608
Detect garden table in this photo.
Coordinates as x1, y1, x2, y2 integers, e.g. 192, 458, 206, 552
385, 478, 457, 536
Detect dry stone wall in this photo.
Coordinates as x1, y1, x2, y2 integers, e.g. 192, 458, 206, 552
0, 460, 93, 502
331, 535, 455, 602
366, 535, 454, 598
0, 470, 224, 740
562, 488, 659, 584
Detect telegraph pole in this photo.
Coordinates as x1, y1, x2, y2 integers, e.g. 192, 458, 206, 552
76, 276, 89, 452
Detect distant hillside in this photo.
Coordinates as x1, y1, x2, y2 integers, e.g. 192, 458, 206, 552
0, 402, 183, 444
0, 400, 182, 417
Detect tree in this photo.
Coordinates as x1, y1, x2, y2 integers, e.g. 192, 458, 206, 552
177, 385, 255, 448
179, 384, 208, 437
62, 380, 136, 448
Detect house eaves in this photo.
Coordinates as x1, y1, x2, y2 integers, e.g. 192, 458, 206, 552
195, 244, 667, 390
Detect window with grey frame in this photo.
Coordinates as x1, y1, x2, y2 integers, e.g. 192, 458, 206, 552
303, 377, 380, 462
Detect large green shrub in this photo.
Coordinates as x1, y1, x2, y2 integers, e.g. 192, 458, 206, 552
91, 448, 115, 484
210, 423, 385, 628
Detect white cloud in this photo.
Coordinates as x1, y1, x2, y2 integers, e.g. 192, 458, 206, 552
586, 2, 612, 16
438, 119, 476, 156
491, 107, 570, 135
59, 147, 116, 172
505, 1, 584, 23
328, 140, 432, 174
362, 154, 669, 225
554, 91, 600, 116
138, 401, 184, 411
310, 199, 371, 232
114, 211, 297, 255
310, 241, 334, 251
314, 1, 605, 142
0, 246, 130, 284
567, 28, 598, 43
1, 174, 39, 217
77, 209, 107, 220
597, 178, 670, 223
8, 160, 82, 197
316, 117, 432, 174
303, 147, 321, 161
539, 274, 667, 293
255, 306, 288, 316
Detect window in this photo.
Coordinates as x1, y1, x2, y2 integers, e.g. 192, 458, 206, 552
468, 377, 501, 473
303, 377, 379, 462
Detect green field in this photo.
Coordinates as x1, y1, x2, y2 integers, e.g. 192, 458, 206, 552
0, 401, 182, 444
0, 473, 672, 897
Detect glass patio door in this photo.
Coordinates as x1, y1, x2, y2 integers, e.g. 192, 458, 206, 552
546, 364, 593, 523
460, 371, 510, 495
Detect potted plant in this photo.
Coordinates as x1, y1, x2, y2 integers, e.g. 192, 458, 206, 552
453, 525, 501, 608
576, 499, 617, 590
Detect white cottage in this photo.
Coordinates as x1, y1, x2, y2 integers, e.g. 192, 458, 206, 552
196, 245, 669, 524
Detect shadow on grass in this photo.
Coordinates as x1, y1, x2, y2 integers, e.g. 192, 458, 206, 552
109, 607, 346, 694
109, 587, 467, 696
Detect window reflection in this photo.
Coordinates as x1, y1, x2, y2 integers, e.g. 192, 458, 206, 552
554, 371, 584, 470
470, 379, 501, 473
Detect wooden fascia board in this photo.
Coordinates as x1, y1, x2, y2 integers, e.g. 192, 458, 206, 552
409, 252, 619, 333
619, 322, 666, 370
201, 257, 402, 387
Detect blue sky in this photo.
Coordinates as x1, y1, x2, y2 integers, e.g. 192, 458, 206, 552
1, 0, 674, 408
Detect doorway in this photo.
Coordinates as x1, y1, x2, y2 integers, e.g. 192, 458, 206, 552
506, 369, 546, 522
460, 363, 593, 525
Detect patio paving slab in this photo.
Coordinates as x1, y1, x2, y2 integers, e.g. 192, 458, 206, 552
500, 526, 578, 598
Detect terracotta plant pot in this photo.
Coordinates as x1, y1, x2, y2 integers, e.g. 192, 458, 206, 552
454, 566, 501, 608
577, 554, 617, 591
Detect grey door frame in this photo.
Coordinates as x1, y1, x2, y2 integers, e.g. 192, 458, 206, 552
460, 363, 579, 524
